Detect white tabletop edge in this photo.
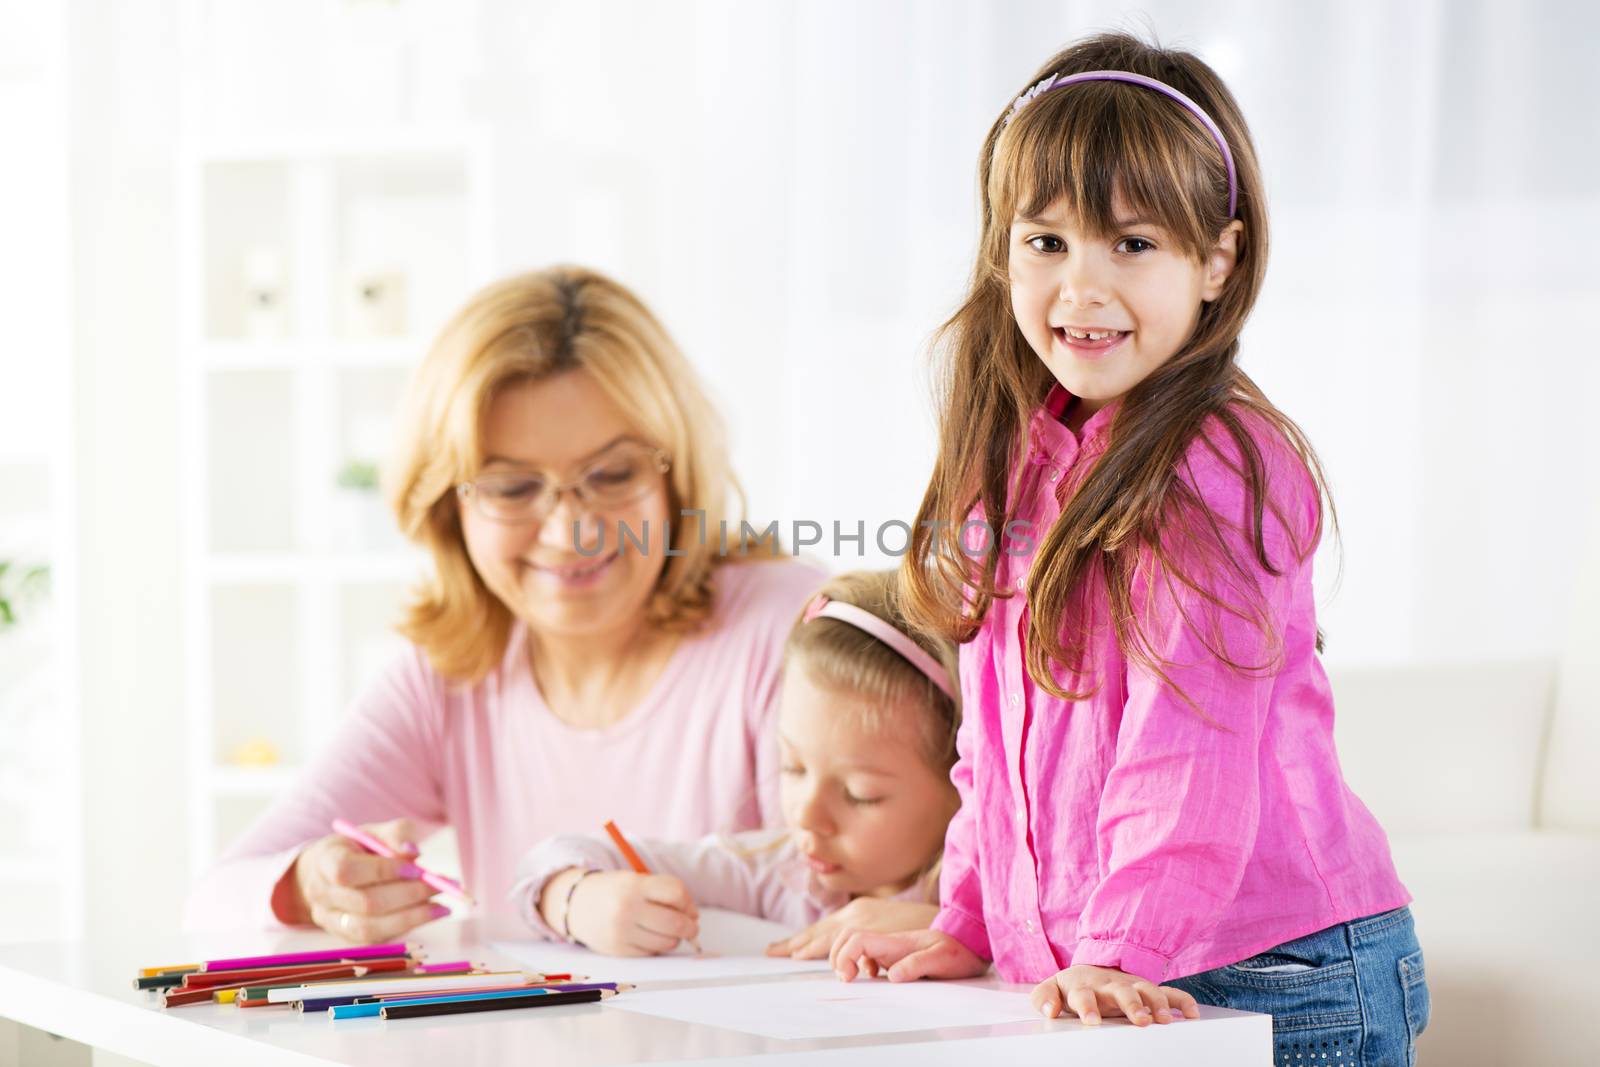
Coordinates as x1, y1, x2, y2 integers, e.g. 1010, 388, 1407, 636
0, 957, 342, 1067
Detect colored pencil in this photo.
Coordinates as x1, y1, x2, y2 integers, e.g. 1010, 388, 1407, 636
266, 970, 530, 1004
201, 942, 411, 972
161, 986, 228, 1006
377, 977, 584, 1000
239, 969, 464, 1006
412, 960, 476, 973
163, 964, 372, 1008
381, 987, 613, 1019
387, 964, 477, 980
271, 961, 479, 1000
137, 963, 198, 978
602, 819, 651, 873
229, 966, 379, 1007
219, 967, 416, 1006
238, 964, 445, 1007
296, 974, 576, 1013
334, 985, 622, 1020
374, 980, 612, 1003
182, 956, 410, 990
134, 973, 189, 991
603, 819, 700, 954
331, 986, 561, 1020
331, 819, 475, 905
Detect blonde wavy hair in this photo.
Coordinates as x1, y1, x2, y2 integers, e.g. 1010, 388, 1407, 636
783, 569, 961, 902
386, 265, 758, 682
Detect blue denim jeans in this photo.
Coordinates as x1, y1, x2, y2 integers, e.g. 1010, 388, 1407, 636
1166, 906, 1429, 1067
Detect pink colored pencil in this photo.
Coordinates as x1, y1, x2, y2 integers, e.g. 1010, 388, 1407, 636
202, 942, 412, 972
413, 960, 475, 974
330, 819, 475, 905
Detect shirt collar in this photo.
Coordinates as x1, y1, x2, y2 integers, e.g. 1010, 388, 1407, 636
1028, 383, 1118, 463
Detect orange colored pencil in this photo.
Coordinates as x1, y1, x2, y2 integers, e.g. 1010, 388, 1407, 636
603, 819, 700, 954
602, 820, 651, 874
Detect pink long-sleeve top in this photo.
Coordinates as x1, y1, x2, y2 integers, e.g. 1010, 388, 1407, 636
184, 558, 825, 931
930, 385, 1410, 985
511, 829, 932, 938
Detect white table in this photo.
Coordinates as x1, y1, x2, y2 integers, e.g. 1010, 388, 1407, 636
0, 919, 1270, 1065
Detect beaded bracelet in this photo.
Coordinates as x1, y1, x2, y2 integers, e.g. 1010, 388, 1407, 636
561, 868, 602, 945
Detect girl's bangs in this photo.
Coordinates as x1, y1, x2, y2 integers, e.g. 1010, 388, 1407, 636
990, 87, 1216, 257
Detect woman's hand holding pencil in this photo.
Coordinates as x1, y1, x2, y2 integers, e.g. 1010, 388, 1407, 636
274, 817, 454, 944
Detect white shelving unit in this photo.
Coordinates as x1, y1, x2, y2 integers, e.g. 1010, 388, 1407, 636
176, 126, 493, 876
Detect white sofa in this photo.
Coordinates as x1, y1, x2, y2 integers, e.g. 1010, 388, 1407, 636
1329, 532, 1599, 1067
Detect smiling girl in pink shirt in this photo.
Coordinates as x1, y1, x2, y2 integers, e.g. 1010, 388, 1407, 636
831, 33, 1427, 1066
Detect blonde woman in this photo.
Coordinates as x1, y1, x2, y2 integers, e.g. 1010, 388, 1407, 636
185, 266, 822, 942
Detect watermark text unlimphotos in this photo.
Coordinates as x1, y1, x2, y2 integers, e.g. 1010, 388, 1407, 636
571, 510, 1036, 559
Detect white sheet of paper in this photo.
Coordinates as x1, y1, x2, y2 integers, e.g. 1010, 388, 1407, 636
492, 908, 832, 983
610, 975, 1044, 1040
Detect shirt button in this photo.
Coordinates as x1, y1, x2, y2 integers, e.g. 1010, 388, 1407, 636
1024, 919, 1036, 934
1014, 805, 1025, 823
1048, 470, 1060, 482
1009, 693, 1021, 708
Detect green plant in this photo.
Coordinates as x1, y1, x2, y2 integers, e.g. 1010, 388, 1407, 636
0, 560, 50, 629
335, 459, 381, 492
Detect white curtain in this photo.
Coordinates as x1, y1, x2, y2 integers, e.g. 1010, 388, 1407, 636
456, 0, 1600, 664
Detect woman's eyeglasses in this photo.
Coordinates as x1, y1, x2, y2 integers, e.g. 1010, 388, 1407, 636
456, 441, 670, 523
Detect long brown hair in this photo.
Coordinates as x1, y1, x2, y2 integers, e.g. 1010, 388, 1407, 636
901, 32, 1334, 704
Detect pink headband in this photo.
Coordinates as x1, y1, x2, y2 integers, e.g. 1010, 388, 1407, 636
802, 595, 957, 702
1003, 69, 1238, 219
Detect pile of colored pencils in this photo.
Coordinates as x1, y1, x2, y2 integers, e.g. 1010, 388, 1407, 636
135, 943, 622, 1019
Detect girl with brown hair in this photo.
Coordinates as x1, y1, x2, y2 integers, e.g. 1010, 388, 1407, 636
832, 32, 1426, 1064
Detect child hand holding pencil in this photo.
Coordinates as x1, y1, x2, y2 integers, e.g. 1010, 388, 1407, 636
537, 821, 701, 957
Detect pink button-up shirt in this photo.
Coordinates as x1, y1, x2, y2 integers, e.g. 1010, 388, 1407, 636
930, 385, 1410, 984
